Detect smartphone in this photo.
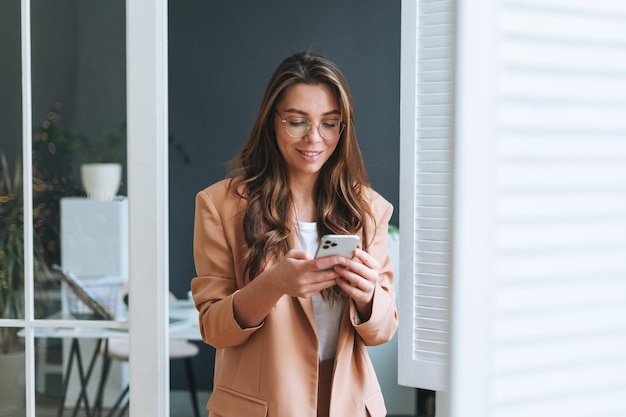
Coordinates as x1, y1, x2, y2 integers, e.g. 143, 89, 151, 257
314, 234, 360, 259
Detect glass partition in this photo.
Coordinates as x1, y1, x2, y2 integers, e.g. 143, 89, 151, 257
4, 0, 173, 414
27, 1, 129, 414
30, 0, 127, 322
0, 0, 25, 353
1, 2, 26, 415
0, 327, 26, 416
34, 333, 128, 416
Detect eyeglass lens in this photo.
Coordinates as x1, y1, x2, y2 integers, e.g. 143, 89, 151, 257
282, 116, 343, 140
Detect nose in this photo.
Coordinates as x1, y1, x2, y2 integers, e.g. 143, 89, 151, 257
303, 122, 323, 142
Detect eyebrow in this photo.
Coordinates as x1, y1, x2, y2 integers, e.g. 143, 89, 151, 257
282, 108, 342, 117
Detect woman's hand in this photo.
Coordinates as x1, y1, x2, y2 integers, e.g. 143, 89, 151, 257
333, 248, 381, 321
265, 249, 342, 299
233, 249, 343, 328
234, 248, 379, 328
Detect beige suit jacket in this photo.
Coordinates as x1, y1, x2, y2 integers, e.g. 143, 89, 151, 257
191, 179, 398, 417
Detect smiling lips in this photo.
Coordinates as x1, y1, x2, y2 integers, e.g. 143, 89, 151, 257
298, 150, 323, 159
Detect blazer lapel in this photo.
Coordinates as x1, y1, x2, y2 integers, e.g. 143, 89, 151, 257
335, 303, 351, 355
297, 296, 317, 336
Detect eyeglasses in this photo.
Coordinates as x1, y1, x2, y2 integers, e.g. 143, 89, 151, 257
276, 111, 344, 140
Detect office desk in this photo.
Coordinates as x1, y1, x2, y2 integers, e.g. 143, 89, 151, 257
33, 299, 200, 340
26, 300, 201, 416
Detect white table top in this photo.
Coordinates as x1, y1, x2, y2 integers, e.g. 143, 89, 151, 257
23, 299, 201, 341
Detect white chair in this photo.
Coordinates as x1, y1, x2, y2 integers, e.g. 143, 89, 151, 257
103, 338, 200, 417
98, 292, 201, 417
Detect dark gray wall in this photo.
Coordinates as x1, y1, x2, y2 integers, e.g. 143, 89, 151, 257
167, 1, 400, 390
1, 0, 400, 392
168, 0, 400, 291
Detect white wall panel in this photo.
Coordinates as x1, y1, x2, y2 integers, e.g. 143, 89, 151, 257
491, 1, 626, 416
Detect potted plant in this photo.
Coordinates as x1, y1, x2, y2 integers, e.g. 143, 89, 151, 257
0, 152, 55, 412
37, 102, 190, 202
38, 106, 126, 201
76, 123, 126, 201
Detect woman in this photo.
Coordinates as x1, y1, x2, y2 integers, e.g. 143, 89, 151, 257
191, 51, 398, 417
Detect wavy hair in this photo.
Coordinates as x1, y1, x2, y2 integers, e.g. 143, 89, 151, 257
228, 51, 374, 300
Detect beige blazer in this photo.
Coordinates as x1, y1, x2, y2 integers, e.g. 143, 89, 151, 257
191, 179, 398, 417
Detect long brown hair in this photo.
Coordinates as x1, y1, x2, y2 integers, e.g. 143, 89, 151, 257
228, 51, 374, 300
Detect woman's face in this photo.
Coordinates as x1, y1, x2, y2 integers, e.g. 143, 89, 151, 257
273, 83, 341, 183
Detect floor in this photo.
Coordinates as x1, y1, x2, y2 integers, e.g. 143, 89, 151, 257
21, 390, 420, 417
4, 390, 210, 417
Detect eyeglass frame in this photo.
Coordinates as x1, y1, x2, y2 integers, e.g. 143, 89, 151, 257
275, 110, 345, 140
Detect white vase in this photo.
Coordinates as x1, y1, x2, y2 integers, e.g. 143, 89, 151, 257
80, 163, 122, 201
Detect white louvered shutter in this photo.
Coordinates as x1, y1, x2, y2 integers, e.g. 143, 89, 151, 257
400, 0, 626, 415
398, 0, 455, 392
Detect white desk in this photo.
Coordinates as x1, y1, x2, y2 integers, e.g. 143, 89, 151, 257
25, 300, 201, 416
33, 299, 200, 341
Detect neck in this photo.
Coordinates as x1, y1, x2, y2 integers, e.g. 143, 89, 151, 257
290, 178, 317, 223
293, 196, 316, 222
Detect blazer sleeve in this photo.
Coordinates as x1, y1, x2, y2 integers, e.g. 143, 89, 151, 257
191, 186, 261, 349
349, 192, 399, 346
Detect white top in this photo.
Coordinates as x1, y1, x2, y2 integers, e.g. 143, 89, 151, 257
297, 221, 346, 360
